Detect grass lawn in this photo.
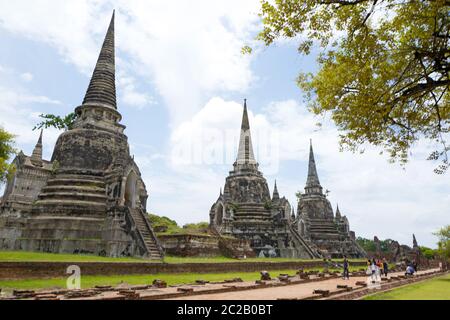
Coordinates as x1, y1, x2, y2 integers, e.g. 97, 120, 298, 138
0, 251, 365, 264
0, 265, 363, 293
0, 269, 294, 293
364, 274, 450, 300
0, 251, 147, 263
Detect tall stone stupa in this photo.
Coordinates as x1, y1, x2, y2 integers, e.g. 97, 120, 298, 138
0, 12, 163, 259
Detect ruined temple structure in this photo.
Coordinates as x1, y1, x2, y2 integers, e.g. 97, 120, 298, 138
293, 142, 367, 259
374, 234, 425, 264
0, 13, 163, 259
209, 101, 320, 259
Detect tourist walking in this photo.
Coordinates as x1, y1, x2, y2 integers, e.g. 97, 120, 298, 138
370, 259, 377, 282
366, 259, 372, 277
412, 260, 418, 272
377, 259, 383, 279
383, 258, 389, 277
342, 256, 350, 280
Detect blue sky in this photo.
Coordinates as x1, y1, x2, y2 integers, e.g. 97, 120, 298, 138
0, 0, 448, 248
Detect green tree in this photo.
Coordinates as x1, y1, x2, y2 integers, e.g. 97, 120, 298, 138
0, 127, 16, 184
356, 237, 377, 252
420, 246, 437, 259
434, 225, 450, 260
183, 222, 210, 233
34, 113, 77, 131
148, 213, 181, 233
257, 0, 449, 173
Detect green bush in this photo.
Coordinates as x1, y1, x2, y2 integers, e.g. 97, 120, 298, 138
148, 214, 181, 234
420, 246, 437, 260
183, 222, 209, 230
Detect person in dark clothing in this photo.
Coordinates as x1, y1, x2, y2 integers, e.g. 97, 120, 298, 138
382, 258, 389, 277
343, 256, 350, 280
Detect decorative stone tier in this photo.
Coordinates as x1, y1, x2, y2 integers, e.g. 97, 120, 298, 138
33, 174, 107, 217
232, 204, 273, 223
308, 219, 342, 239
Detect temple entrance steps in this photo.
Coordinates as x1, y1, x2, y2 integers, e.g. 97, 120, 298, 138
209, 226, 252, 259
288, 223, 322, 259
128, 208, 164, 260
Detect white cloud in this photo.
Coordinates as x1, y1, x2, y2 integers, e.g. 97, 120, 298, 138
0, 65, 62, 153
0, 0, 261, 125
0, 86, 61, 147
20, 72, 34, 82
117, 74, 155, 109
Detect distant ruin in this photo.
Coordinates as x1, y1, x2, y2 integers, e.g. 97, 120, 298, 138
209, 101, 366, 259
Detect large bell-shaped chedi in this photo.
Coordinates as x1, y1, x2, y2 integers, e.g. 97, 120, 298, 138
209, 101, 317, 258
19, 12, 163, 259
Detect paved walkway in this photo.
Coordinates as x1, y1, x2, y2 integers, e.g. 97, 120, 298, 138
167, 269, 440, 300
3, 268, 442, 300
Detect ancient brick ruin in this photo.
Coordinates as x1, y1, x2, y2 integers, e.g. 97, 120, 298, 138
0, 13, 163, 259
293, 142, 366, 258
209, 101, 316, 258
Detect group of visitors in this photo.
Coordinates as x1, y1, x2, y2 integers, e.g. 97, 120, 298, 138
341, 257, 423, 282
366, 258, 389, 281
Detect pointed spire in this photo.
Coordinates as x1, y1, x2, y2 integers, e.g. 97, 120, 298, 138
335, 204, 342, 219
241, 99, 250, 131
305, 140, 322, 193
82, 11, 117, 109
413, 234, 418, 248
30, 130, 43, 167
235, 99, 257, 167
291, 208, 296, 220
272, 180, 280, 200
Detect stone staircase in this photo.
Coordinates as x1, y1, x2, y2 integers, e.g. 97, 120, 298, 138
288, 223, 322, 259
33, 174, 107, 215
209, 226, 255, 259
128, 208, 163, 260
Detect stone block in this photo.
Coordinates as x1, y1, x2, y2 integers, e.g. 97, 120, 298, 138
152, 279, 167, 288
313, 289, 330, 297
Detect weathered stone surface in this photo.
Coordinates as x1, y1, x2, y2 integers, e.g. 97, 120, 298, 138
152, 280, 167, 288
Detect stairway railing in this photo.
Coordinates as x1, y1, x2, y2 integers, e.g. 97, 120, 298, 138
125, 207, 164, 259
135, 208, 165, 258
288, 223, 322, 259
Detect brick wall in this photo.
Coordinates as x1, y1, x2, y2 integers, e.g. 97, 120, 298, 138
0, 261, 367, 280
